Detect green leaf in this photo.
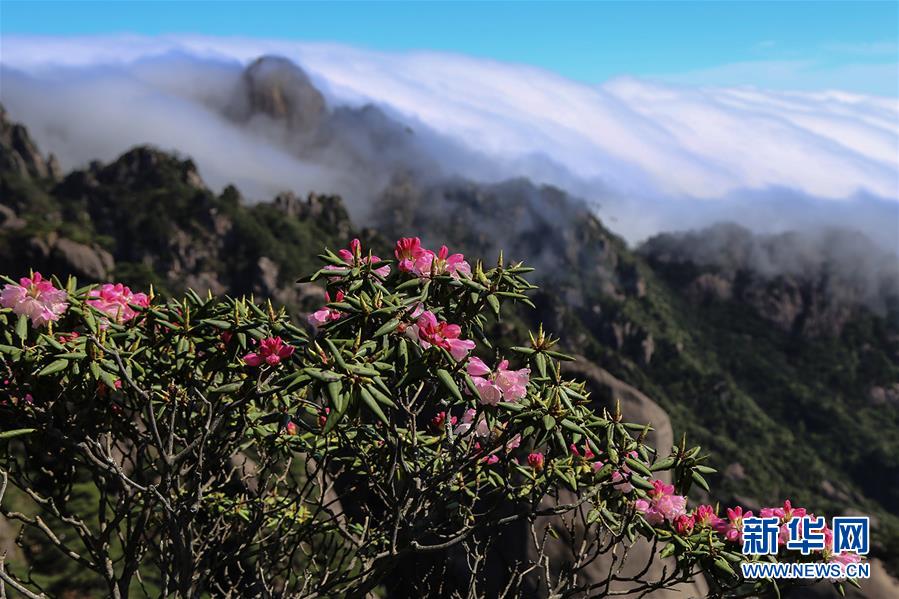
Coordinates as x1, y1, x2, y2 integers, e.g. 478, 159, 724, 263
651, 456, 677, 472
365, 384, 396, 408
486, 294, 500, 317
691, 471, 711, 493
0, 428, 36, 440
211, 382, 244, 394
535, 352, 547, 378
324, 339, 347, 370
625, 456, 653, 477
38, 359, 69, 377
200, 318, 232, 329
629, 473, 654, 491
372, 318, 400, 337
436, 369, 464, 403
359, 386, 389, 425
542, 414, 556, 430
560, 418, 585, 434
326, 381, 344, 410
15, 314, 28, 342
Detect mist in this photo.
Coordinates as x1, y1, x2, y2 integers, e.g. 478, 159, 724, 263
0, 35, 896, 253
640, 223, 899, 316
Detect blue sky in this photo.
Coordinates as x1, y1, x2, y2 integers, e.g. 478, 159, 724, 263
2, 1, 897, 94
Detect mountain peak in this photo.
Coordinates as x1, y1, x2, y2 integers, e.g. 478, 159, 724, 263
226, 55, 327, 132
0, 103, 61, 181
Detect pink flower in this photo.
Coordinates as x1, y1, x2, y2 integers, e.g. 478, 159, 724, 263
829, 551, 861, 566
714, 506, 753, 543
408, 310, 475, 361
482, 454, 499, 465
395, 237, 426, 273
675, 513, 696, 535
635, 479, 687, 525
1, 272, 68, 326
504, 433, 521, 452
411, 245, 472, 279
284, 421, 299, 435
467, 356, 491, 377
454, 408, 490, 437
307, 291, 345, 327
466, 357, 530, 404
527, 452, 545, 471
334, 238, 390, 277
694, 504, 721, 528
58, 331, 80, 344
87, 283, 149, 324
243, 336, 295, 367
609, 450, 638, 493
760, 499, 806, 523
611, 470, 634, 493
570, 443, 594, 460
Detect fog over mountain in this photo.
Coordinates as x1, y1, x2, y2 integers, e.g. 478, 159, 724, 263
1, 35, 897, 253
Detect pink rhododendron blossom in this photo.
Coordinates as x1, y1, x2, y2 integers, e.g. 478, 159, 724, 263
413, 245, 472, 279
827, 549, 862, 581
715, 506, 753, 543
467, 357, 491, 377
307, 291, 345, 327
611, 470, 634, 493
1, 272, 68, 327
331, 238, 390, 277
494, 360, 530, 401
482, 454, 499, 465
527, 452, 545, 471
607, 450, 638, 493
829, 551, 861, 566
761, 499, 806, 523
570, 443, 595, 460
394, 237, 426, 273
466, 357, 530, 404
675, 514, 696, 536
635, 479, 687, 525
243, 337, 295, 367
454, 408, 490, 437
504, 433, 521, 452
284, 421, 299, 435
694, 505, 721, 528
87, 283, 149, 324
407, 310, 475, 361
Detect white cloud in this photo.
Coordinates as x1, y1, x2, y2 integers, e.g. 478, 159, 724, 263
0, 34, 897, 248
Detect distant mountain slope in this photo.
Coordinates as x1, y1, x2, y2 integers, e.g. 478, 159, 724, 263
2, 105, 899, 589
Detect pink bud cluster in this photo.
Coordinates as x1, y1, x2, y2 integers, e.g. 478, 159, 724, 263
394, 237, 471, 279
1, 272, 68, 327
466, 357, 530, 405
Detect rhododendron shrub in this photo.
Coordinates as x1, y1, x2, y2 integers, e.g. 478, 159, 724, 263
0, 249, 863, 598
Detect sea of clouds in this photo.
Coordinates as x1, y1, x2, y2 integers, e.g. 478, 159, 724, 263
1, 34, 896, 250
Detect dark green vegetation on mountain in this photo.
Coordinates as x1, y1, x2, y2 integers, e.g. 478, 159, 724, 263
2, 103, 898, 594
